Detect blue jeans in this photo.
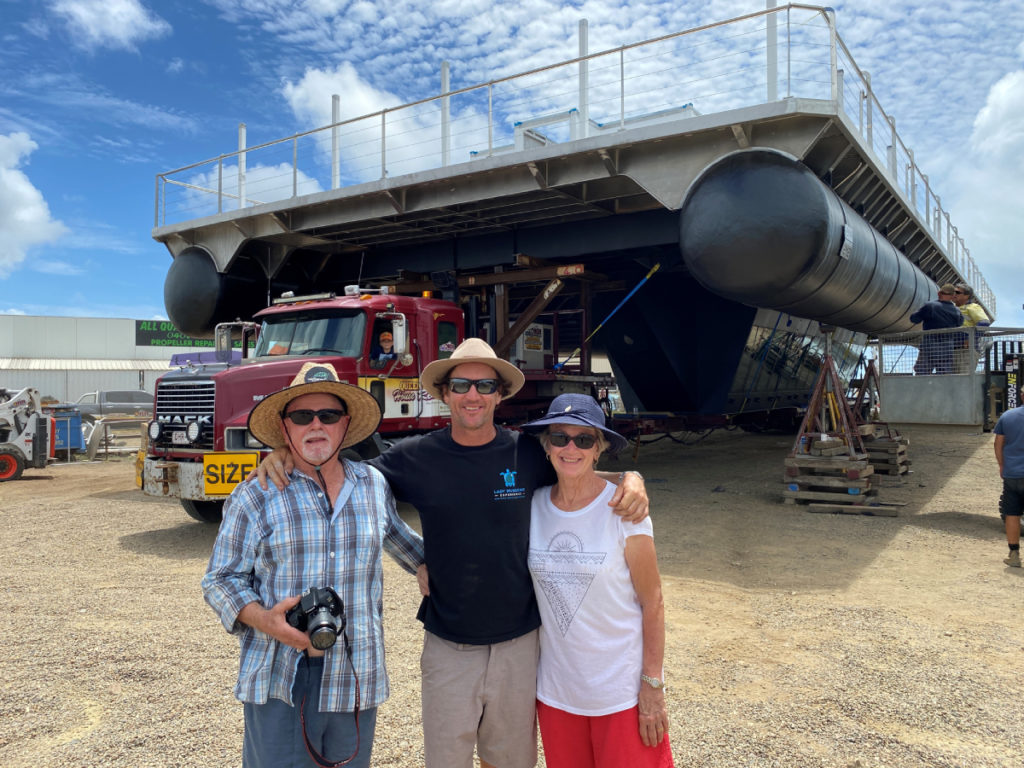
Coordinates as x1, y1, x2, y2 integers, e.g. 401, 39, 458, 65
242, 655, 377, 768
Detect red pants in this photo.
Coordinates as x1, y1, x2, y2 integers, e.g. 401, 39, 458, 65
537, 700, 675, 768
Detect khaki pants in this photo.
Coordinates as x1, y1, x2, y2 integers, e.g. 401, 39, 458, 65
421, 629, 540, 768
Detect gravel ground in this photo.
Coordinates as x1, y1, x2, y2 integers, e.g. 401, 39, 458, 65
1, 423, 1021, 767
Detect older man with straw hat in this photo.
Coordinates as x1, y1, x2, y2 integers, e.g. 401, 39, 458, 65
203, 362, 425, 768
258, 339, 649, 768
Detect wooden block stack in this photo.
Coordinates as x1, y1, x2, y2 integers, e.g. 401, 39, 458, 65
862, 430, 911, 476
782, 446, 903, 516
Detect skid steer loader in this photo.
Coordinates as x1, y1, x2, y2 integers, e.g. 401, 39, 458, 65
0, 387, 53, 481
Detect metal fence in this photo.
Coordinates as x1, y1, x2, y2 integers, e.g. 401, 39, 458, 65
877, 327, 990, 377
878, 328, 1024, 377
154, 3, 993, 316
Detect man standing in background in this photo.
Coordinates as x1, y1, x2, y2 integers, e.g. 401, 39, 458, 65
993, 399, 1024, 567
909, 284, 963, 375
951, 284, 990, 373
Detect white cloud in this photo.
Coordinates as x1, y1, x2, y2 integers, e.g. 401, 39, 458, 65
945, 69, 1024, 326
281, 62, 497, 181
17, 72, 199, 134
0, 308, 27, 315
32, 259, 84, 276
283, 62, 402, 126
51, 0, 171, 52
970, 70, 1024, 163
0, 132, 68, 275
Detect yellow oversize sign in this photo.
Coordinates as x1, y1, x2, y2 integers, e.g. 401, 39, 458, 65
203, 452, 260, 495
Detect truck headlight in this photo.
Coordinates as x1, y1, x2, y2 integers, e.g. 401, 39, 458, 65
186, 421, 202, 443
225, 427, 263, 450
148, 421, 162, 441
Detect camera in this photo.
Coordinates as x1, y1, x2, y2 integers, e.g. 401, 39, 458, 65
286, 586, 346, 651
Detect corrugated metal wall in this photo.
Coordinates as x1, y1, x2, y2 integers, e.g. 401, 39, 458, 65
0, 316, 206, 402
0, 368, 168, 402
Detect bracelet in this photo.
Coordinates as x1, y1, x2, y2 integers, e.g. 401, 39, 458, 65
618, 470, 643, 483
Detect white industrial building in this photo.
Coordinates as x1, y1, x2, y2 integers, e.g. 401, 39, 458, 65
0, 315, 213, 402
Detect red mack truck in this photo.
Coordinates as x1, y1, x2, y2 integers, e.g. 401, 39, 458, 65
143, 275, 611, 523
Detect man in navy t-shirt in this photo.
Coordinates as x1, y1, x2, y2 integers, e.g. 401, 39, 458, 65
994, 402, 1024, 567
910, 283, 963, 375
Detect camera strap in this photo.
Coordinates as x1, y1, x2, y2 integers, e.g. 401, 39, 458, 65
299, 631, 363, 768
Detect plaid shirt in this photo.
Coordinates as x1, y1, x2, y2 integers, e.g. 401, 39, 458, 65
202, 459, 424, 712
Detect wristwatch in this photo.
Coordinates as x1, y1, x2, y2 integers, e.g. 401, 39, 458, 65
619, 470, 644, 483
641, 674, 665, 690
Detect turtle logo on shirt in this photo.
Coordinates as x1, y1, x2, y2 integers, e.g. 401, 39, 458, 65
500, 468, 517, 487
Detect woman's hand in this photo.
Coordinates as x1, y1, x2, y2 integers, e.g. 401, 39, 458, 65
416, 564, 430, 596
637, 684, 669, 747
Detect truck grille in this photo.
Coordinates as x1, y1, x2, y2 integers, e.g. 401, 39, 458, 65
154, 380, 216, 450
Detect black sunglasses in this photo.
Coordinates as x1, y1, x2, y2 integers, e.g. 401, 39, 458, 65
445, 378, 501, 395
283, 408, 347, 425
548, 431, 598, 449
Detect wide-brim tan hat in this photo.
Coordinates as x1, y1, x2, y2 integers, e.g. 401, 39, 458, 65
421, 337, 526, 401
247, 362, 382, 449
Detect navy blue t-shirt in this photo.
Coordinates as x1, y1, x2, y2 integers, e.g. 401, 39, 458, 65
994, 406, 1024, 479
369, 427, 555, 644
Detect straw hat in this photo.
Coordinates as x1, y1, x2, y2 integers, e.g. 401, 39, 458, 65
521, 393, 628, 454
247, 362, 382, 449
420, 337, 525, 401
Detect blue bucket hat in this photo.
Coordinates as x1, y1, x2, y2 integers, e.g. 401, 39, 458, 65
521, 393, 628, 454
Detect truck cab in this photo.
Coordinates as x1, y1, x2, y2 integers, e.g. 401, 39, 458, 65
143, 288, 464, 522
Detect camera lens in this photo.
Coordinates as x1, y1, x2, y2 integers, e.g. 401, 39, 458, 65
307, 607, 340, 650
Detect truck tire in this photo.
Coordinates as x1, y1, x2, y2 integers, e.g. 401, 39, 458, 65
181, 499, 224, 524
0, 447, 25, 482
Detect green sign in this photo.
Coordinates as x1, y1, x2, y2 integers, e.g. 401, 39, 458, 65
135, 320, 214, 348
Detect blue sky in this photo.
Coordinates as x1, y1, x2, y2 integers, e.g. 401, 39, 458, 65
2, 0, 1022, 327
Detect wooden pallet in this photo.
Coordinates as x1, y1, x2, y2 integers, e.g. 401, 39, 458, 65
805, 501, 906, 516
784, 455, 871, 476
865, 436, 911, 476
782, 454, 878, 506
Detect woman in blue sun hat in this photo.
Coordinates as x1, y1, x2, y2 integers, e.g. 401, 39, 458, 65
521, 393, 674, 768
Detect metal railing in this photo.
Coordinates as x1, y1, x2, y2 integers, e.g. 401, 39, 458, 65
154, 3, 993, 316
878, 327, 998, 376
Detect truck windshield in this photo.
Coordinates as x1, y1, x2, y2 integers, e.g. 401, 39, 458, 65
253, 310, 367, 358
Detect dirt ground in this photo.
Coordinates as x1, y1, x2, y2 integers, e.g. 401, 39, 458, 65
1, 423, 1020, 767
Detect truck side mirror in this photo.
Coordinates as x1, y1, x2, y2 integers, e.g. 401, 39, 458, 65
392, 315, 415, 368
214, 325, 233, 363
390, 316, 409, 356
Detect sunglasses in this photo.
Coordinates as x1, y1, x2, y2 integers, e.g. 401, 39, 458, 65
548, 431, 598, 449
445, 378, 501, 395
283, 408, 347, 425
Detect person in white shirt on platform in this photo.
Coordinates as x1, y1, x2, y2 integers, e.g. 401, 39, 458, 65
521, 394, 674, 768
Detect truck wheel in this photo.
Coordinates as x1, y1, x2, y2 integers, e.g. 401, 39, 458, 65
0, 448, 25, 481
181, 499, 224, 524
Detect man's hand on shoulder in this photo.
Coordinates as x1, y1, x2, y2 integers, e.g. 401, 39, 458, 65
608, 470, 649, 523
247, 447, 296, 490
